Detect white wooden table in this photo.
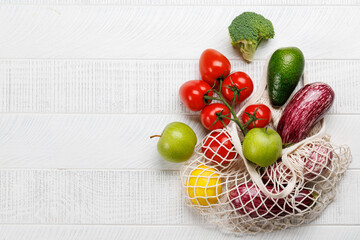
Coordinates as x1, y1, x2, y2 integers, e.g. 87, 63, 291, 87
0, 1, 359, 239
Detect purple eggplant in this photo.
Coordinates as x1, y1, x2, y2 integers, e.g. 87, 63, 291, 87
229, 182, 314, 219
277, 82, 334, 144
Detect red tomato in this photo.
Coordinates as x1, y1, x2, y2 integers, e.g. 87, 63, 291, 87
221, 72, 254, 104
241, 104, 272, 129
179, 80, 213, 111
202, 131, 238, 165
199, 49, 231, 88
200, 103, 231, 130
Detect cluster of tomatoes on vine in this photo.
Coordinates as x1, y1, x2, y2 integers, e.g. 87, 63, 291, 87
179, 49, 272, 133
179, 49, 272, 166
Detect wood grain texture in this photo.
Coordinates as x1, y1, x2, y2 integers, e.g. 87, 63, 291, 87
1, 0, 360, 5
0, 2, 358, 237
0, 114, 355, 169
0, 169, 356, 225
0, 114, 208, 169
0, 225, 359, 240
0, 60, 358, 114
0, 6, 359, 59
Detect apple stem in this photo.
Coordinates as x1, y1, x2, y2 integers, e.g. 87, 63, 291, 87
150, 135, 161, 139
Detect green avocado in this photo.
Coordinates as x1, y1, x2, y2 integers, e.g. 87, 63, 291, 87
267, 47, 305, 106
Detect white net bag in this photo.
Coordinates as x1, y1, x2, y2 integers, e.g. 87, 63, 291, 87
180, 55, 352, 235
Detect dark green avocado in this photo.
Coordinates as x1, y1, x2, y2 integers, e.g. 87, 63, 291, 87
267, 47, 305, 106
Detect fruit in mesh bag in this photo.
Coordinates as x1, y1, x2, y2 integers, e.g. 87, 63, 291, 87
267, 47, 305, 107
277, 82, 335, 144
262, 142, 334, 182
201, 130, 238, 166
186, 165, 222, 206
261, 161, 293, 184
229, 182, 315, 219
303, 142, 333, 181
242, 128, 282, 167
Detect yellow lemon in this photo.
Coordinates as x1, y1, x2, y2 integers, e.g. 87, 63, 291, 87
186, 165, 222, 206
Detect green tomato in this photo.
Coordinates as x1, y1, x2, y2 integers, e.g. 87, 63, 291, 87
242, 128, 282, 167
152, 122, 197, 163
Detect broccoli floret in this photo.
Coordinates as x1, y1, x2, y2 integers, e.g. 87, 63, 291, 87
228, 12, 275, 62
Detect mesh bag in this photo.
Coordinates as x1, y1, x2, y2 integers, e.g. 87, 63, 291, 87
180, 56, 352, 235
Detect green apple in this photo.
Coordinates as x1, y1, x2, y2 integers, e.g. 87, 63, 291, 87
242, 128, 282, 167
151, 122, 197, 163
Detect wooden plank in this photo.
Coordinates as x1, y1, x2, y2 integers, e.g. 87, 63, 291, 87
1, 0, 360, 6
0, 114, 356, 169
0, 225, 359, 240
0, 60, 358, 114
0, 169, 356, 225
0, 6, 359, 59
0, 114, 208, 169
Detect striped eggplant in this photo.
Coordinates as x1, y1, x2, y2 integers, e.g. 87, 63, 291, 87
277, 82, 335, 144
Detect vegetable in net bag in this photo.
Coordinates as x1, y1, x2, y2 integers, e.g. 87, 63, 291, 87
180, 55, 352, 235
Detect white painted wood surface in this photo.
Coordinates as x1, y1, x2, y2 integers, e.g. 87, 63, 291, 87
1, 0, 360, 5
0, 114, 356, 169
0, 60, 358, 114
0, 169, 358, 225
0, 1, 358, 239
0, 225, 359, 240
0, 6, 359, 60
